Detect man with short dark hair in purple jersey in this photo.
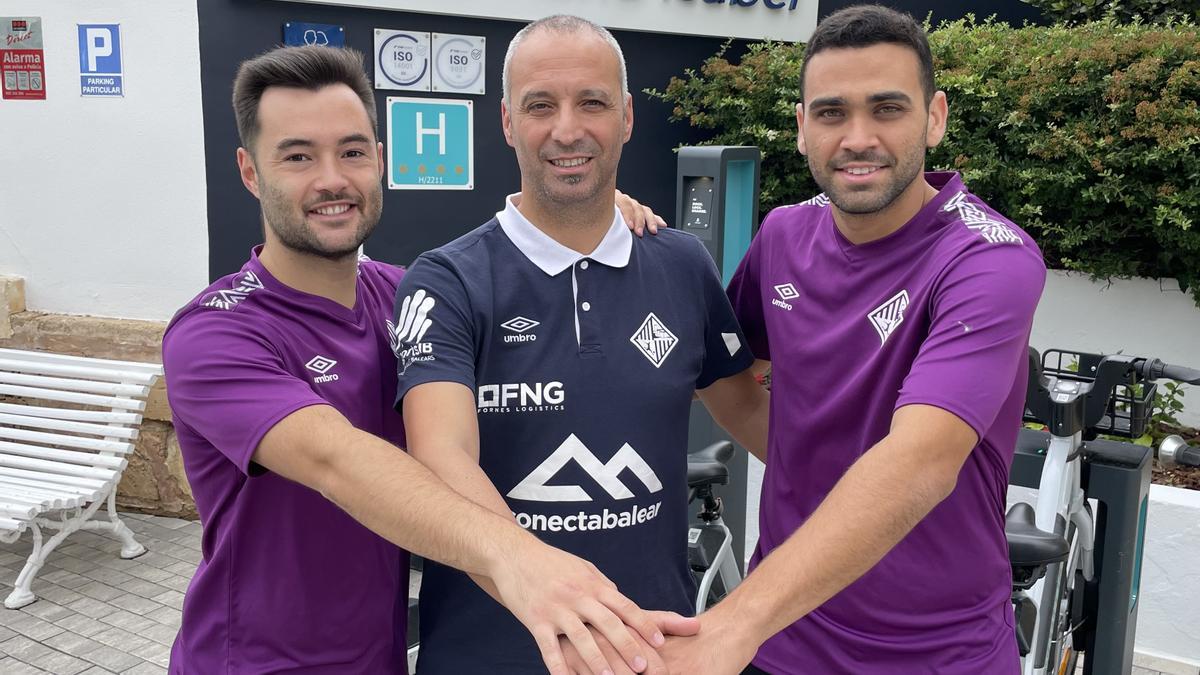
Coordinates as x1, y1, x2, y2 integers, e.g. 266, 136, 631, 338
161, 45, 679, 675
647, 5, 1047, 673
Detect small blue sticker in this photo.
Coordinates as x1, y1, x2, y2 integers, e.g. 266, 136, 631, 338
283, 22, 345, 48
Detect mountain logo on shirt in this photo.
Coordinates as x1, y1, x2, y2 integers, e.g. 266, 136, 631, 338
507, 434, 663, 503
868, 289, 910, 346
772, 283, 798, 311
630, 313, 678, 368
305, 355, 339, 384
391, 289, 437, 374
500, 316, 539, 343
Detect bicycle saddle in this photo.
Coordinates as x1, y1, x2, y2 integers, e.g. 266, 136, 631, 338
1005, 502, 1069, 566
687, 441, 734, 488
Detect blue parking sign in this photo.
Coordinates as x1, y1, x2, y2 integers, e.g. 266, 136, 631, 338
78, 24, 123, 96
386, 97, 473, 190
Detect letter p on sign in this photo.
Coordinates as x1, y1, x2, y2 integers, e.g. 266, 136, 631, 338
77, 24, 122, 74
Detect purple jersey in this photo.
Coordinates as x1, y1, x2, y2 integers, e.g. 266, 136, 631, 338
728, 173, 1045, 673
162, 247, 409, 674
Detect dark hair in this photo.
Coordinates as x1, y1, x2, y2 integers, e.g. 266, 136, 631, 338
801, 5, 936, 104
232, 45, 377, 153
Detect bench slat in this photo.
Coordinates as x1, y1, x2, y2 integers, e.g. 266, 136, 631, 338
0, 384, 145, 412
0, 403, 141, 426
0, 502, 38, 520
0, 348, 163, 379
0, 371, 149, 398
0, 441, 127, 470
0, 464, 111, 492
0, 475, 100, 500
0, 481, 85, 508
0, 454, 117, 482
0, 517, 25, 532
0, 356, 160, 386
0, 412, 138, 441
0, 427, 132, 455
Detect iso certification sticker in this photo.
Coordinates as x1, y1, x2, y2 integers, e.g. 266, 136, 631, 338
432, 33, 484, 96
374, 29, 430, 91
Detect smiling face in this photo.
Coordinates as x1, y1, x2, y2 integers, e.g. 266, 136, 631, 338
236, 83, 384, 261
797, 42, 946, 221
500, 29, 632, 216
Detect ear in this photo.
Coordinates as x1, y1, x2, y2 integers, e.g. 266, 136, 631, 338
237, 147, 261, 198
795, 102, 808, 156
925, 90, 948, 149
622, 92, 634, 143
500, 99, 515, 148
376, 141, 386, 180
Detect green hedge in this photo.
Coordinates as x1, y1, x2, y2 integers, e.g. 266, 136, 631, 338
648, 20, 1200, 304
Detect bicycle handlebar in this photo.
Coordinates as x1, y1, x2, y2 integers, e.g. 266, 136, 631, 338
1138, 358, 1200, 385
1159, 436, 1200, 469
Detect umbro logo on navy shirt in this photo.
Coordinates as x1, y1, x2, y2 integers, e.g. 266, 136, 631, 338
508, 434, 664, 533
305, 355, 339, 384
391, 289, 437, 374
772, 283, 798, 311
500, 316, 539, 343
868, 289, 910, 346
630, 313, 678, 368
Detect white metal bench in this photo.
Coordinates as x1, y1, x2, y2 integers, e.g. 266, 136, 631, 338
0, 347, 163, 609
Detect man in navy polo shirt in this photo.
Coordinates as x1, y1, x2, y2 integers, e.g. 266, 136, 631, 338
392, 15, 771, 674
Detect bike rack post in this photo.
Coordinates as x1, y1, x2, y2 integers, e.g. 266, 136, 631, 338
1011, 433, 1153, 675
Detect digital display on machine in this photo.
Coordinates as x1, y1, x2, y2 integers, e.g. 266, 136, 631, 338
682, 176, 714, 240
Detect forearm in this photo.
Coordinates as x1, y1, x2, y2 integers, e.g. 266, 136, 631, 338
410, 441, 518, 601
699, 370, 770, 462
310, 423, 531, 579
713, 432, 956, 644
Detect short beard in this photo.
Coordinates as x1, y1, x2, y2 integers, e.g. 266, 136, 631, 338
259, 181, 382, 261
815, 130, 927, 216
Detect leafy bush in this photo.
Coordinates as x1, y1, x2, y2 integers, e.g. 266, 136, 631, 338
1023, 0, 1199, 26
648, 19, 1200, 304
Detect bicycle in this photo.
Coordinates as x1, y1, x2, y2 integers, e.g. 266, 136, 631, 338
687, 440, 743, 613
1008, 347, 1200, 675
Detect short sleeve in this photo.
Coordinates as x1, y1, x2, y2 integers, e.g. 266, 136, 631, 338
896, 244, 1047, 437
392, 254, 478, 409
162, 313, 328, 475
692, 237, 755, 389
726, 213, 772, 361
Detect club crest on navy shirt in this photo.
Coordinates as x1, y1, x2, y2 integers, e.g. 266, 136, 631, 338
630, 312, 678, 368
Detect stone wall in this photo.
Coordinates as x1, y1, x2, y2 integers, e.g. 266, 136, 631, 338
0, 281, 195, 518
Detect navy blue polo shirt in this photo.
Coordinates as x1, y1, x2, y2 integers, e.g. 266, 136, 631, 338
393, 196, 753, 674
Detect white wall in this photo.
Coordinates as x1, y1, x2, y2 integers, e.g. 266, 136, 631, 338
1032, 272, 1200, 426
0, 0, 208, 321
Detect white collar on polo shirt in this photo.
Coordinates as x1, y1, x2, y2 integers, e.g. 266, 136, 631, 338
496, 193, 633, 275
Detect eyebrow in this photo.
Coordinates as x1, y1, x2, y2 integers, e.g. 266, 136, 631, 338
807, 91, 913, 109
274, 134, 372, 152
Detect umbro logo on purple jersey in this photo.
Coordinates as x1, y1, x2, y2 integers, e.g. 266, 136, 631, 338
868, 289, 910, 346
772, 283, 798, 311
305, 355, 339, 384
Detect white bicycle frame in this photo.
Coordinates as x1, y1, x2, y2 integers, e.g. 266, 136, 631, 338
692, 513, 743, 613
1019, 431, 1096, 675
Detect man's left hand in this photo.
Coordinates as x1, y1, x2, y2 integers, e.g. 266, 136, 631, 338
616, 190, 664, 236
659, 608, 759, 675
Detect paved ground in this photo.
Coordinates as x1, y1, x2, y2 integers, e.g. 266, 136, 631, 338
0, 510, 1192, 674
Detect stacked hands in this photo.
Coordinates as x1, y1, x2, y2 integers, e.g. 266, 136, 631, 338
491, 537, 758, 675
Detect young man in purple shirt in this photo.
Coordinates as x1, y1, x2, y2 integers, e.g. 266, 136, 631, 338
162, 45, 679, 675
649, 6, 1047, 673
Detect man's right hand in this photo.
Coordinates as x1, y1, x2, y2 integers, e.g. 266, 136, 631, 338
488, 536, 682, 675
